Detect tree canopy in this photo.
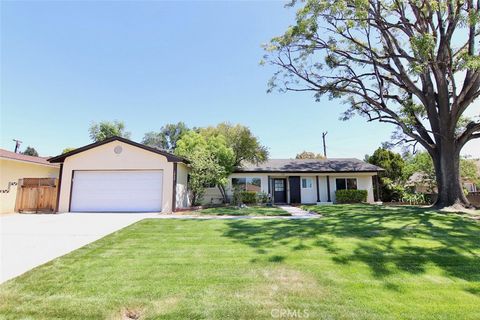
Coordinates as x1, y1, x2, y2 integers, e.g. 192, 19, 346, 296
295, 151, 325, 159
142, 122, 189, 152
175, 131, 235, 205
22, 146, 38, 157
264, 0, 480, 208
365, 147, 405, 201
200, 123, 268, 167
366, 147, 405, 181
88, 121, 130, 142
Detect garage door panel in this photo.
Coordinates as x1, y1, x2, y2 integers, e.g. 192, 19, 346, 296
71, 171, 163, 212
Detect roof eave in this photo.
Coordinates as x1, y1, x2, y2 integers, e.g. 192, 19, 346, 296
48, 136, 189, 164
233, 170, 383, 174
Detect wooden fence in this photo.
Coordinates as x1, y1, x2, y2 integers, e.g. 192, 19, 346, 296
467, 192, 480, 207
15, 178, 58, 213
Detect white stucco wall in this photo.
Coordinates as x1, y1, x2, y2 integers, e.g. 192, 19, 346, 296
201, 172, 376, 204
58, 141, 178, 213
176, 163, 190, 209
328, 173, 375, 203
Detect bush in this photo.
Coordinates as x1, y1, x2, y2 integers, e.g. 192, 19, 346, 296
240, 191, 257, 204
231, 187, 243, 206
335, 189, 368, 203
401, 192, 429, 205
256, 192, 270, 204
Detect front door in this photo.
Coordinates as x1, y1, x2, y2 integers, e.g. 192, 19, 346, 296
273, 178, 287, 204
289, 176, 301, 203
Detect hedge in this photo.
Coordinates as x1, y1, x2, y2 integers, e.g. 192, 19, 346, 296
240, 191, 257, 204
335, 189, 368, 203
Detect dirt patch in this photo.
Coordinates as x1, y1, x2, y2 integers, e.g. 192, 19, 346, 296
108, 307, 144, 320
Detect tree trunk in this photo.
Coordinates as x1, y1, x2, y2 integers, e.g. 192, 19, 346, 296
431, 140, 470, 208
218, 185, 228, 204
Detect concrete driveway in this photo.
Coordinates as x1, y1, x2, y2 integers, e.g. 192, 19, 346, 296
0, 212, 153, 283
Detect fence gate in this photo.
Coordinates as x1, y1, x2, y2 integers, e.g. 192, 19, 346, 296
15, 178, 58, 213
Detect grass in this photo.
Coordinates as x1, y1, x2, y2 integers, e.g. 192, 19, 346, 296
0, 204, 479, 319
184, 205, 291, 216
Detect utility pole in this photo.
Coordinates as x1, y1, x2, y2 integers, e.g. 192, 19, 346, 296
13, 139, 22, 153
322, 132, 328, 158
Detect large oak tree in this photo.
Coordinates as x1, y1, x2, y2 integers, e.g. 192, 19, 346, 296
264, 0, 480, 208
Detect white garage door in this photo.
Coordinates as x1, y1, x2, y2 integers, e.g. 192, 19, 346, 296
70, 170, 163, 212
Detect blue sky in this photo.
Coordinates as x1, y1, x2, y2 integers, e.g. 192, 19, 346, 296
1, 1, 479, 158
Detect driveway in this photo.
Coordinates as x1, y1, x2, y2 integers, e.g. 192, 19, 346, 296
0, 213, 152, 283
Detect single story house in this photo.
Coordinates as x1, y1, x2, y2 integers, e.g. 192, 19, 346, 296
48, 137, 190, 213
48, 136, 382, 213
203, 158, 383, 205
0, 149, 59, 213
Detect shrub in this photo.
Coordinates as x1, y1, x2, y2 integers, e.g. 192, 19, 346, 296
256, 192, 270, 204
240, 191, 257, 204
231, 187, 243, 206
401, 192, 429, 205
335, 189, 368, 203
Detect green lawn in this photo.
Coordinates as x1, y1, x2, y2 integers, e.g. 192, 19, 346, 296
1, 205, 479, 319
186, 205, 291, 216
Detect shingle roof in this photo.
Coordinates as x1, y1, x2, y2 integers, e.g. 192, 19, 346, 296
234, 158, 383, 173
0, 149, 59, 167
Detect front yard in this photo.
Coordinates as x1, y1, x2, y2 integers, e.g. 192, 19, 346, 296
0, 205, 479, 319
184, 205, 291, 216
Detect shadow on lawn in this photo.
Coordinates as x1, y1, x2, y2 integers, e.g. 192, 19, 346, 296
222, 205, 480, 282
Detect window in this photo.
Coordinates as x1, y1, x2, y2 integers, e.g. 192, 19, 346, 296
274, 179, 285, 191
203, 182, 216, 188
336, 178, 357, 190
232, 177, 262, 192
301, 178, 313, 189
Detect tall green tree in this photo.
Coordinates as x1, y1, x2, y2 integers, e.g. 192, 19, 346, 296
366, 148, 405, 181
142, 122, 189, 152
264, 0, 480, 208
22, 146, 39, 157
175, 131, 235, 205
200, 123, 268, 166
366, 147, 405, 201
88, 121, 130, 142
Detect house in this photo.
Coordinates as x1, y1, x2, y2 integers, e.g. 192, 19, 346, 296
0, 149, 59, 213
203, 158, 383, 204
48, 137, 190, 213
48, 136, 382, 212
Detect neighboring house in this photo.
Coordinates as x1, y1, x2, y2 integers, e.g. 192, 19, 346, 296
203, 159, 383, 204
48, 137, 190, 213
405, 172, 436, 194
0, 149, 59, 214
407, 169, 480, 194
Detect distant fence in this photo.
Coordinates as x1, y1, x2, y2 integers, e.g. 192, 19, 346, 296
15, 178, 58, 213
467, 192, 480, 206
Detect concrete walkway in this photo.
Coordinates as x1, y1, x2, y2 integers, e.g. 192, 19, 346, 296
277, 205, 318, 217
0, 212, 152, 283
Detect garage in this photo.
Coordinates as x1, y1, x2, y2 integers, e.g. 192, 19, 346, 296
70, 170, 163, 212
48, 137, 190, 213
